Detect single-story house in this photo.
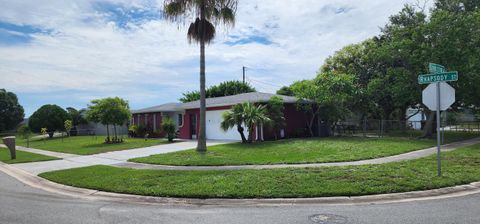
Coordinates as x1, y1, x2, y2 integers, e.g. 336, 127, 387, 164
131, 92, 318, 141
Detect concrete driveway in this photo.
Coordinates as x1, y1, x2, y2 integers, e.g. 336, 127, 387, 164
9, 140, 231, 175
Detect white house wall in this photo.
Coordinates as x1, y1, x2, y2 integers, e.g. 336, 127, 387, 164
205, 109, 249, 140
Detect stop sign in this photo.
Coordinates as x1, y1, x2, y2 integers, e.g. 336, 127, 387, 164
422, 82, 455, 111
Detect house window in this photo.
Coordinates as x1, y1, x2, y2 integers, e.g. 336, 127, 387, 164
178, 114, 184, 127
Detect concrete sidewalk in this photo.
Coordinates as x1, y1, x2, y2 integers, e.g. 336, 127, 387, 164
113, 137, 480, 171
8, 140, 231, 175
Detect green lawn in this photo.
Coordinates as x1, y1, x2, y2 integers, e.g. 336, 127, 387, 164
40, 143, 480, 199
16, 136, 170, 155
131, 132, 479, 166
0, 148, 59, 164
130, 137, 433, 166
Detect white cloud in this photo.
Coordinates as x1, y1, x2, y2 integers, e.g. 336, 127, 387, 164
0, 0, 433, 115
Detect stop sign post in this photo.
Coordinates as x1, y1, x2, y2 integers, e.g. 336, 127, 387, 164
420, 63, 458, 177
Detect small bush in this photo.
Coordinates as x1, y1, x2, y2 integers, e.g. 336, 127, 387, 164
129, 124, 146, 138
162, 117, 176, 142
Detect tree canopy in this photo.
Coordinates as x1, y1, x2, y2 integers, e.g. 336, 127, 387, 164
291, 72, 354, 136
276, 86, 294, 96
66, 107, 87, 127
28, 105, 69, 138
86, 97, 131, 143
306, 0, 480, 137
180, 80, 256, 103
0, 89, 25, 132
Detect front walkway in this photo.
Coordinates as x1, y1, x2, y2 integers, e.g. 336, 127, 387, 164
8, 140, 231, 175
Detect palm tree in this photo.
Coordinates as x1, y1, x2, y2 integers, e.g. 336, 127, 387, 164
221, 102, 270, 143
164, 0, 238, 152
221, 103, 248, 143
242, 102, 270, 143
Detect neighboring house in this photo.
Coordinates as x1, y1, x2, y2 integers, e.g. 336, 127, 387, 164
76, 122, 129, 136
406, 107, 425, 130
406, 107, 478, 130
131, 92, 315, 141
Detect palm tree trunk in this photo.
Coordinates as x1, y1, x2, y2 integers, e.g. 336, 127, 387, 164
237, 124, 247, 143
197, 1, 207, 152
247, 125, 255, 143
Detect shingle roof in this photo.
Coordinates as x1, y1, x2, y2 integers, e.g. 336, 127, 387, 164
131, 103, 183, 114
132, 92, 301, 114
181, 92, 299, 109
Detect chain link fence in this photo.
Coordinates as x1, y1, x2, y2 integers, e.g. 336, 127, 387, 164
333, 119, 480, 138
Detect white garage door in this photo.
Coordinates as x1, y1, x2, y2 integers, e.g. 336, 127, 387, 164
206, 110, 249, 140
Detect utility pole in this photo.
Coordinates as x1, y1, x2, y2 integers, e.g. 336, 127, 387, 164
242, 66, 246, 84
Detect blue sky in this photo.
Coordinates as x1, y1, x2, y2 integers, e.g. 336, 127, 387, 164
0, 0, 432, 116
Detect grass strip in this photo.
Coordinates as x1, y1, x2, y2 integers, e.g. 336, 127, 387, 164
40, 143, 480, 199
16, 136, 170, 155
0, 149, 59, 164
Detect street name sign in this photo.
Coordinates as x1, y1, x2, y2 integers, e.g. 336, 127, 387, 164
429, 63, 446, 74
418, 71, 459, 84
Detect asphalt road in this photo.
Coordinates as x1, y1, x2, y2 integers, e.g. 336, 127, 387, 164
1, 171, 479, 224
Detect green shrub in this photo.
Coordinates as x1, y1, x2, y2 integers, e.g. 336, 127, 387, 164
162, 117, 176, 142
128, 124, 146, 138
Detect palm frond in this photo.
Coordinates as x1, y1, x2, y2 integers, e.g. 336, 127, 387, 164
218, 7, 235, 26
220, 110, 235, 131
187, 18, 216, 44
163, 0, 238, 31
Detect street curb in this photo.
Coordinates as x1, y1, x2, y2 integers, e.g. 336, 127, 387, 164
1, 162, 480, 207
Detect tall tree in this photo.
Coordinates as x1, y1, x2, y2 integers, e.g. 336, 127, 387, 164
29, 105, 69, 138
322, 40, 378, 120
0, 89, 25, 132
86, 97, 131, 143
164, 0, 238, 152
180, 80, 255, 103
291, 72, 354, 136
